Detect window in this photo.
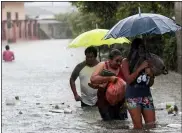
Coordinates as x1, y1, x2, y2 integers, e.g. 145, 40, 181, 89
15, 12, 19, 20
7, 12, 11, 20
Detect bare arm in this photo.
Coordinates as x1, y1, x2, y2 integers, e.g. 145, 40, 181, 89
69, 62, 85, 101
145, 68, 155, 87
90, 62, 115, 84
122, 58, 148, 84
69, 78, 79, 97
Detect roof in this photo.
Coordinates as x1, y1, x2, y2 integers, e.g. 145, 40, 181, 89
37, 19, 62, 24
37, 15, 55, 20
25, 6, 55, 16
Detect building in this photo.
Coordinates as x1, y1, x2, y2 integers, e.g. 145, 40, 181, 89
25, 6, 72, 39
2, 2, 38, 43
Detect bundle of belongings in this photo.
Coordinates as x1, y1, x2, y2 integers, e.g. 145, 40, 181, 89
130, 48, 168, 77
100, 69, 126, 105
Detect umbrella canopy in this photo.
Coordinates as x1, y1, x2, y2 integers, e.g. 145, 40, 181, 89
68, 29, 130, 48
104, 13, 181, 39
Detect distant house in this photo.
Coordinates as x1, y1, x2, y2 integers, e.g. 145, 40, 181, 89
2, 2, 39, 43
25, 6, 72, 39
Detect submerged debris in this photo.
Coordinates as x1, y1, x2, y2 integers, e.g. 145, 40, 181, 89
64, 108, 72, 114
49, 109, 64, 113
55, 105, 60, 109
49, 107, 72, 114
19, 111, 23, 114
15, 96, 19, 100
6, 99, 15, 106
167, 124, 181, 128
166, 104, 178, 115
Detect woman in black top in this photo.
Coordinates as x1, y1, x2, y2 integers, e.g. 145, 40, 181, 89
122, 38, 156, 129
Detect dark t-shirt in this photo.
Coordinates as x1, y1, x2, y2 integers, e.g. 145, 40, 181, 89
125, 71, 152, 98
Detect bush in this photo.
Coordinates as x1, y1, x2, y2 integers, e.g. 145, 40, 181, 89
162, 34, 177, 71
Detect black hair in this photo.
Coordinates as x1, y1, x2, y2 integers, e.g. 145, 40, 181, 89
127, 38, 146, 72
127, 38, 146, 61
109, 49, 122, 60
85, 46, 97, 57
5, 45, 10, 50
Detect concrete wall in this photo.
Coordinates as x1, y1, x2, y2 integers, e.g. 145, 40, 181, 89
39, 24, 52, 38
2, 20, 38, 42
175, 2, 182, 74
2, 2, 25, 21
39, 23, 68, 39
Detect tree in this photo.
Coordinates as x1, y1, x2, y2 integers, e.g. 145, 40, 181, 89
55, 11, 98, 37
69, 1, 178, 71
71, 1, 120, 29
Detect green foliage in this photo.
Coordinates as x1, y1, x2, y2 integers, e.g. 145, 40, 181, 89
116, 2, 174, 21
55, 12, 98, 37
71, 1, 120, 29
112, 1, 177, 71
162, 34, 177, 71
55, 1, 178, 70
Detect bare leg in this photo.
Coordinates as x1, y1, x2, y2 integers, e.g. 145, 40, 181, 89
142, 109, 156, 129
128, 107, 143, 129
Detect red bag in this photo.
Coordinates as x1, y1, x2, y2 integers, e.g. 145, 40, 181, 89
106, 78, 126, 105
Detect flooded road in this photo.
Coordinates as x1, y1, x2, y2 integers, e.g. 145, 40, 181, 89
2, 40, 181, 133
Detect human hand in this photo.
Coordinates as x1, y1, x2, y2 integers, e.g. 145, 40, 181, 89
109, 76, 118, 83
74, 94, 82, 101
145, 68, 154, 77
138, 61, 149, 72
88, 83, 104, 89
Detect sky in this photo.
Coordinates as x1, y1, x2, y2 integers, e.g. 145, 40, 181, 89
24, 2, 72, 7
24, 2, 76, 15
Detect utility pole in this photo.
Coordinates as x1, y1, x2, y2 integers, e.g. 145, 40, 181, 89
175, 2, 182, 74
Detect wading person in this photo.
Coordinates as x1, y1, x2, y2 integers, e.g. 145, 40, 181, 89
3, 45, 15, 62
122, 38, 156, 129
90, 49, 128, 121
69, 46, 99, 107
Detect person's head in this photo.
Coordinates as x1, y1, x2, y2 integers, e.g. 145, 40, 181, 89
128, 38, 146, 61
108, 49, 123, 69
85, 46, 97, 66
5, 45, 10, 50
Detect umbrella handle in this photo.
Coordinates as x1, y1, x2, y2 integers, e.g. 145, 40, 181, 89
98, 47, 101, 62
138, 7, 141, 16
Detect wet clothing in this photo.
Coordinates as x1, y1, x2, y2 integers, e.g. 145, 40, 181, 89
126, 96, 154, 110
3, 50, 14, 62
81, 101, 97, 107
71, 61, 98, 106
125, 60, 154, 110
98, 100, 127, 121
97, 61, 128, 120
125, 82, 151, 98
